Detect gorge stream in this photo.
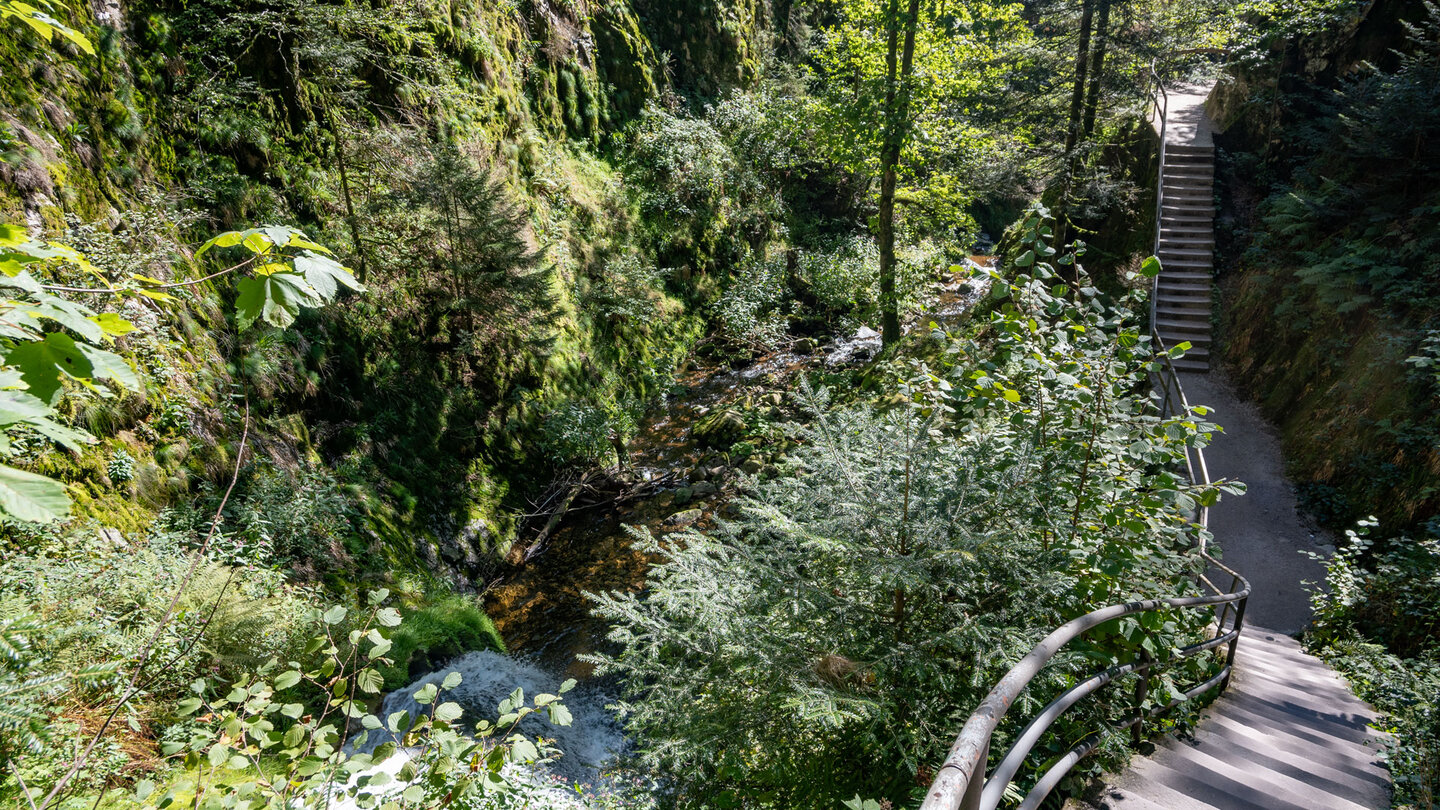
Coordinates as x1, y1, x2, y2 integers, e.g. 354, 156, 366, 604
361, 261, 993, 793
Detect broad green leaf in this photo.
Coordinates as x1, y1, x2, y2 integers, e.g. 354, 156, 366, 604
322, 606, 347, 625
242, 231, 273, 255
6, 293, 103, 343
558, 678, 576, 694
357, 667, 384, 694
273, 670, 302, 690
5, 332, 137, 403
0, 270, 41, 290
234, 273, 323, 331
441, 671, 463, 690
545, 702, 573, 727
260, 225, 297, 249
1140, 255, 1162, 278
413, 683, 438, 705
387, 710, 412, 734
507, 736, 538, 763
375, 607, 401, 627
287, 235, 333, 254
283, 724, 305, 748
433, 702, 463, 723
195, 231, 245, 257
293, 252, 363, 299
89, 313, 135, 337
0, 389, 91, 451
0, 462, 69, 522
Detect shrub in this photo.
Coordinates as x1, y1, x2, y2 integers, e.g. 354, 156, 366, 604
712, 253, 788, 354
1307, 518, 1440, 807
587, 209, 1233, 807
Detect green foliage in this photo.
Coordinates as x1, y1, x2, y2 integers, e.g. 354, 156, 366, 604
0, 0, 93, 55
712, 252, 788, 354
106, 448, 134, 484
166, 462, 357, 570
0, 599, 117, 762
1224, 3, 1440, 532
0, 228, 140, 522
1307, 518, 1440, 809
0, 529, 315, 799
808, 0, 1026, 233
126, 590, 572, 810
587, 208, 1236, 807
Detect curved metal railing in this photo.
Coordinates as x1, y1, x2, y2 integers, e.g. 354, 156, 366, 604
919, 69, 1249, 810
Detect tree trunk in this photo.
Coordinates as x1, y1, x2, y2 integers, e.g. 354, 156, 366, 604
1064, 0, 1094, 156
877, 0, 921, 346
325, 107, 369, 283
1059, 0, 1095, 249
1081, 0, 1112, 138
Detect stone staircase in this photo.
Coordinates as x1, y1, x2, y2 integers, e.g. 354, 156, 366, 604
1154, 142, 1215, 373
1089, 83, 1394, 810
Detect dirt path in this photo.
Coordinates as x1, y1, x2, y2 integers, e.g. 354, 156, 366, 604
1178, 370, 1331, 635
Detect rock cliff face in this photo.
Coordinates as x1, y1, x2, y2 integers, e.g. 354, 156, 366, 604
0, 0, 780, 582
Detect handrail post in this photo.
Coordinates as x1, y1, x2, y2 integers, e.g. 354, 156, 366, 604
1131, 650, 1152, 747
1222, 596, 1248, 691
960, 737, 988, 810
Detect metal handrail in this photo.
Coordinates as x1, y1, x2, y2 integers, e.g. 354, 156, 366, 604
1148, 60, 1169, 339
919, 68, 1249, 810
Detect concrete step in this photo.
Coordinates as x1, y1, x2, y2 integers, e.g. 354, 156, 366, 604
1158, 259, 1214, 271
1158, 249, 1214, 261
1157, 283, 1211, 297
1159, 236, 1215, 248
1167, 356, 1211, 373
1166, 144, 1214, 156
1095, 630, 1391, 809
1155, 318, 1212, 334
1160, 227, 1214, 239
1159, 272, 1213, 284
1157, 293, 1211, 307
1161, 186, 1214, 200
1160, 203, 1214, 214
1160, 201, 1214, 214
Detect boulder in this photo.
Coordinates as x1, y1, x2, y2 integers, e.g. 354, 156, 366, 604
740, 458, 764, 475
692, 408, 747, 448
664, 508, 703, 529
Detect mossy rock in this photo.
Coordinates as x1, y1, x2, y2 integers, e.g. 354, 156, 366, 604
377, 595, 507, 690
691, 408, 746, 448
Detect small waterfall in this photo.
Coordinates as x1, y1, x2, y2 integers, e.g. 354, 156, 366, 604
350, 651, 626, 786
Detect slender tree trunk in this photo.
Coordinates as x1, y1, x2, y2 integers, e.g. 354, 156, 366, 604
325, 107, 369, 282
877, 0, 921, 346
1064, 0, 1094, 156
1081, 0, 1112, 138
1059, 0, 1095, 249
